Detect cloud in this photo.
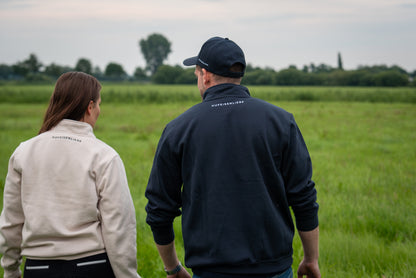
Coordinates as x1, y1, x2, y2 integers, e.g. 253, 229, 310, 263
0, 0, 415, 72
398, 2, 416, 8
2, 0, 414, 27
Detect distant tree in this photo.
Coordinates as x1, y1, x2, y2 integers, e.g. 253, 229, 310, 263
25, 72, 52, 82
389, 65, 407, 75
104, 62, 126, 80
12, 53, 43, 77
303, 72, 325, 85
12, 62, 29, 77
152, 65, 183, 84
243, 69, 264, 85
75, 58, 92, 74
175, 68, 197, 84
410, 69, 416, 86
358, 65, 389, 73
24, 53, 42, 73
374, 71, 409, 87
139, 33, 171, 76
133, 66, 148, 80
316, 63, 334, 73
245, 64, 258, 73
327, 70, 354, 86
257, 69, 276, 85
44, 63, 71, 78
275, 68, 304, 85
355, 70, 377, 86
243, 69, 276, 85
337, 52, 343, 70
411, 73, 416, 87
92, 66, 104, 79
0, 64, 13, 79
309, 63, 316, 73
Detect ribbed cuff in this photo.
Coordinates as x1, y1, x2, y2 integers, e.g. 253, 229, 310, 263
295, 212, 319, 231
150, 225, 175, 245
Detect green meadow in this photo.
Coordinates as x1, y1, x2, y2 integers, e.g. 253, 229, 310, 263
0, 84, 415, 277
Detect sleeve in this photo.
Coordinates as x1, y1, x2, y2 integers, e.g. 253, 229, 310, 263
282, 116, 319, 231
0, 152, 24, 278
96, 155, 141, 278
145, 128, 183, 245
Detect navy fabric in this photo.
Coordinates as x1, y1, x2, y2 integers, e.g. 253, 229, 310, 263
183, 37, 246, 77
146, 84, 318, 275
193, 267, 293, 278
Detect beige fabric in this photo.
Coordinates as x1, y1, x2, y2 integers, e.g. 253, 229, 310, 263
0, 119, 140, 278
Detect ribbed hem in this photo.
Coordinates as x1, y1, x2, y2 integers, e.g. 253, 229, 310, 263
192, 256, 292, 276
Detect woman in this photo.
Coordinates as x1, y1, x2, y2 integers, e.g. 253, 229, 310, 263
0, 72, 141, 278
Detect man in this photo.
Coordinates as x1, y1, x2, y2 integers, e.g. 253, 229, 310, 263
145, 37, 320, 278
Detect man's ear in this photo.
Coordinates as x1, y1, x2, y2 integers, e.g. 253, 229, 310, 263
86, 100, 94, 116
201, 68, 212, 85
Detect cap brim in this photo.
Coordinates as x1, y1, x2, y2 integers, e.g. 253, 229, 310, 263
183, 56, 198, 66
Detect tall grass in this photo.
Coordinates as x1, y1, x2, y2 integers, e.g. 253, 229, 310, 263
288, 102, 416, 277
0, 83, 415, 103
0, 85, 415, 277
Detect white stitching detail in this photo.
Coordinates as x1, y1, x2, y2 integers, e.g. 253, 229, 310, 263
77, 259, 107, 267
26, 265, 49, 270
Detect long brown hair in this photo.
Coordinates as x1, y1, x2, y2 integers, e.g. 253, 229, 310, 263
39, 72, 101, 134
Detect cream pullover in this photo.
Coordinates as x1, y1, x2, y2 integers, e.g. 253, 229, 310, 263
0, 120, 140, 278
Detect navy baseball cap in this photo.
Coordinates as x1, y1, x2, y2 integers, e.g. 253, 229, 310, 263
183, 37, 246, 78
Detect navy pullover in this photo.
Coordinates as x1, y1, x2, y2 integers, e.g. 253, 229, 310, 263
145, 84, 318, 275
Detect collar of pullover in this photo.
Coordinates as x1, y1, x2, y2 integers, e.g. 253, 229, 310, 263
202, 83, 251, 101
52, 119, 95, 138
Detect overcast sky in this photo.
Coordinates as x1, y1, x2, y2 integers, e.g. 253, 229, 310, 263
1, 0, 415, 75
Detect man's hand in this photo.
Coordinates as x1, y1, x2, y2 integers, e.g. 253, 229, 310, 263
167, 267, 191, 278
297, 227, 320, 278
156, 241, 191, 278
297, 259, 320, 278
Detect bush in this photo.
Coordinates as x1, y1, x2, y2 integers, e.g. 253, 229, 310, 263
152, 65, 184, 84
243, 69, 276, 85
275, 69, 305, 86
174, 68, 196, 84
374, 71, 409, 87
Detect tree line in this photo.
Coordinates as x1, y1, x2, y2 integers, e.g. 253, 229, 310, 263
1, 33, 415, 87
154, 63, 415, 87
0, 54, 136, 82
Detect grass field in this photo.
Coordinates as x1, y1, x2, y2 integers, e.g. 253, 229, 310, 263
1, 83, 416, 104
0, 84, 415, 277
